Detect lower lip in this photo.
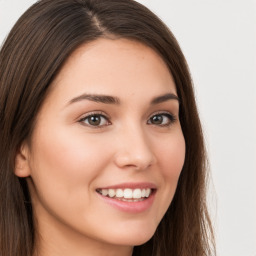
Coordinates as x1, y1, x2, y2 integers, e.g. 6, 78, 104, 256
97, 191, 156, 213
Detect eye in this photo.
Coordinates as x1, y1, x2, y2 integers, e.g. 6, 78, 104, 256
79, 113, 110, 127
147, 112, 176, 126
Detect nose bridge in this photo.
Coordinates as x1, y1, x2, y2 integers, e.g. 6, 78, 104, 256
114, 123, 155, 170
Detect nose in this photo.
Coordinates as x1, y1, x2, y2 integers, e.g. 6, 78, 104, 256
113, 126, 156, 171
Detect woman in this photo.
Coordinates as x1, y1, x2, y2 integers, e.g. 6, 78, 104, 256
0, 0, 215, 255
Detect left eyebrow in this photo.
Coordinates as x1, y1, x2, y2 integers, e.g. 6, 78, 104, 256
66, 92, 179, 107
67, 93, 120, 105
150, 93, 180, 105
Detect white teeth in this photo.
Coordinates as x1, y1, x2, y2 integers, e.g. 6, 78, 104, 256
108, 189, 115, 198
133, 188, 142, 199
116, 189, 123, 198
102, 189, 108, 196
145, 188, 151, 197
123, 189, 133, 199
97, 188, 153, 199
141, 189, 146, 197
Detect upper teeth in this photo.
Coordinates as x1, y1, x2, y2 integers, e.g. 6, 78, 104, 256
98, 188, 152, 199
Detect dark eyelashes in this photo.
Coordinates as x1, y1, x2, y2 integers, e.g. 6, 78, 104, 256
157, 112, 176, 121
147, 112, 177, 127
78, 112, 111, 128
78, 111, 177, 128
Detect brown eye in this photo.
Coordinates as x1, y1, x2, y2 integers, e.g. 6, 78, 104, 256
148, 113, 176, 126
80, 114, 110, 127
88, 115, 101, 126
151, 115, 163, 124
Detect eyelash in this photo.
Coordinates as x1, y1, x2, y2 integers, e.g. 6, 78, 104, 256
78, 111, 177, 128
78, 111, 111, 128
147, 112, 177, 127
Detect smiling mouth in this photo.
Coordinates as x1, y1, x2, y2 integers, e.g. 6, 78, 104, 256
96, 188, 154, 202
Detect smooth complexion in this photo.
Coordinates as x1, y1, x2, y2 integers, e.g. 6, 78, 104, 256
15, 38, 186, 256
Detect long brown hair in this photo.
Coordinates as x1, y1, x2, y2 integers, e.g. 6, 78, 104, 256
0, 0, 215, 255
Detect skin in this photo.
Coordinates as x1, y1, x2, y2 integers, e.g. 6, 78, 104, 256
15, 38, 186, 256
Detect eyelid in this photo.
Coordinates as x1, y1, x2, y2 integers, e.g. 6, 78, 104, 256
78, 111, 111, 128
147, 111, 177, 126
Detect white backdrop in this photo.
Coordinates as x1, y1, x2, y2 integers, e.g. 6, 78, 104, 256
0, 1, 255, 256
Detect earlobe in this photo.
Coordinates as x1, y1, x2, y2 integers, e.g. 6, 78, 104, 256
14, 143, 31, 177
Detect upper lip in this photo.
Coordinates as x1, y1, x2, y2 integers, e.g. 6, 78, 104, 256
96, 182, 157, 190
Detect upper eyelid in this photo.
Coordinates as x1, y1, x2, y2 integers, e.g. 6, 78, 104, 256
78, 112, 111, 129
78, 111, 111, 121
77, 110, 177, 123
148, 110, 176, 118
147, 111, 177, 125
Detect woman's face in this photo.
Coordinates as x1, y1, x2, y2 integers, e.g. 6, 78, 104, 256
18, 38, 185, 253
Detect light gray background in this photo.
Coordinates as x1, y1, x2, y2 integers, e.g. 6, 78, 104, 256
0, 1, 255, 255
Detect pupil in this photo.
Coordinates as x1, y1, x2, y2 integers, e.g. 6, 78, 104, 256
89, 116, 100, 125
152, 115, 162, 124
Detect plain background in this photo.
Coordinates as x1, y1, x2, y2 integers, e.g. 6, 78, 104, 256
0, 1, 255, 255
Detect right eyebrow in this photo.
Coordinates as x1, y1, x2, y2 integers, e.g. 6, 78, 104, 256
67, 93, 120, 105
150, 93, 180, 105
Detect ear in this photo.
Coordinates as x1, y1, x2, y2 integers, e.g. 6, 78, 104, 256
14, 142, 31, 177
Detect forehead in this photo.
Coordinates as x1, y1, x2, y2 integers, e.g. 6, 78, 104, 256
47, 38, 176, 105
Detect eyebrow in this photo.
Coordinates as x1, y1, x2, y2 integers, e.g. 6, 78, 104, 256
67, 92, 179, 106
150, 93, 180, 104
68, 93, 120, 105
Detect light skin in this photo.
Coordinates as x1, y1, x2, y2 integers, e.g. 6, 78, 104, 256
15, 38, 186, 256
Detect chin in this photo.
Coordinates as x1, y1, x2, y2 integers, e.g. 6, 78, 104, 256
107, 225, 156, 246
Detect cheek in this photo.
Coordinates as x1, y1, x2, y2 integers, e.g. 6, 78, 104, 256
157, 133, 186, 179
29, 127, 110, 192
27, 126, 114, 231
149, 130, 185, 225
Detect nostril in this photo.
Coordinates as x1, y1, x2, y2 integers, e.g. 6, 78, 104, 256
113, 131, 156, 169
114, 155, 155, 171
